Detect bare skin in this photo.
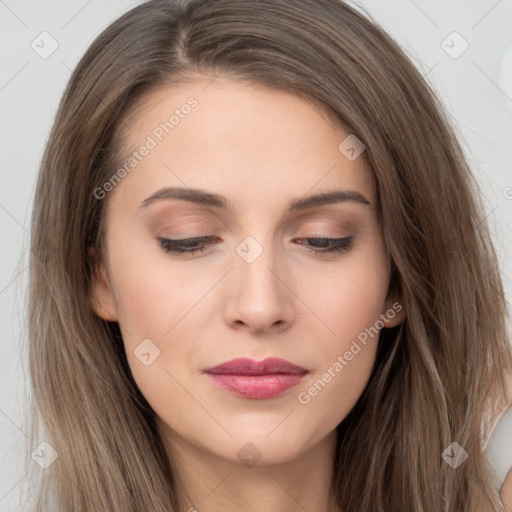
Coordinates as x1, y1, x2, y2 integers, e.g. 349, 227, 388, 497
91, 76, 405, 512
502, 468, 512, 511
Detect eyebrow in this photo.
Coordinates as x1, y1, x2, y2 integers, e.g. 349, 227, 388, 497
138, 186, 371, 212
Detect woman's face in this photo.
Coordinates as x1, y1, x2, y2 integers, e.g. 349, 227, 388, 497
91, 76, 404, 467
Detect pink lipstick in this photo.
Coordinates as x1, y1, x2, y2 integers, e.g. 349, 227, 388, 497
202, 357, 309, 399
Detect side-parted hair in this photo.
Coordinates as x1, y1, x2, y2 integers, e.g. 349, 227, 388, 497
27, 0, 512, 510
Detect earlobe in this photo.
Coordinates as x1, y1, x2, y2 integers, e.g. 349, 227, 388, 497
381, 295, 406, 328
89, 247, 118, 322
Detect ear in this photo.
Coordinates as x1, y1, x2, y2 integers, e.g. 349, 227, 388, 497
89, 246, 118, 322
380, 293, 406, 328
380, 258, 406, 328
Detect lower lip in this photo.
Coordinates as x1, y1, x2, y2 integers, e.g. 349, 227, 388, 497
204, 373, 307, 399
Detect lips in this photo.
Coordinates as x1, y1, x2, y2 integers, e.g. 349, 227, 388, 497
202, 357, 309, 399
203, 357, 309, 376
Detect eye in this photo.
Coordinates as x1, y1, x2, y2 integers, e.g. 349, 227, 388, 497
157, 235, 353, 255
157, 236, 218, 254
295, 236, 353, 254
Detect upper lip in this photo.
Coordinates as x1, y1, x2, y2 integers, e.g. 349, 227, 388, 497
203, 357, 309, 376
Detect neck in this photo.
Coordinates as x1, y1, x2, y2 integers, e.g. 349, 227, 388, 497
157, 419, 340, 512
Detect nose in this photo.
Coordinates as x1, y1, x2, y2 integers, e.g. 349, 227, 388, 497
223, 236, 295, 336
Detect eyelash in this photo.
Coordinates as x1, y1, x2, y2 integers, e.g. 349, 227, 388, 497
157, 235, 353, 255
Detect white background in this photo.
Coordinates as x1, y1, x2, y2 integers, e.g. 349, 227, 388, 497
1, 0, 511, 509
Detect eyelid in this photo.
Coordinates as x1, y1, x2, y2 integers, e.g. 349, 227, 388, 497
157, 234, 354, 256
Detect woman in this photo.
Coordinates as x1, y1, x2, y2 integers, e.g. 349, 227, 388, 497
27, 0, 512, 510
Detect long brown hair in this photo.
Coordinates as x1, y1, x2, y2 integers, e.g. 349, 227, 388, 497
27, 0, 512, 510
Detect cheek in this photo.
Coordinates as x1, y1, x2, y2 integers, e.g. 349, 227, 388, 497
106, 238, 218, 392
292, 247, 388, 416
299, 247, 389, 344
109, 260, 200, 419
109, 239, 205, 338
294, 287, 384, 438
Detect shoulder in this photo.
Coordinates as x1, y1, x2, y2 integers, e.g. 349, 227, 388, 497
483, 375, 512, 510
482, 389, 512, 450
501, 468, 512, 512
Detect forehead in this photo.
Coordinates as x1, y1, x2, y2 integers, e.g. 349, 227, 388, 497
109, 76, 375, 213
